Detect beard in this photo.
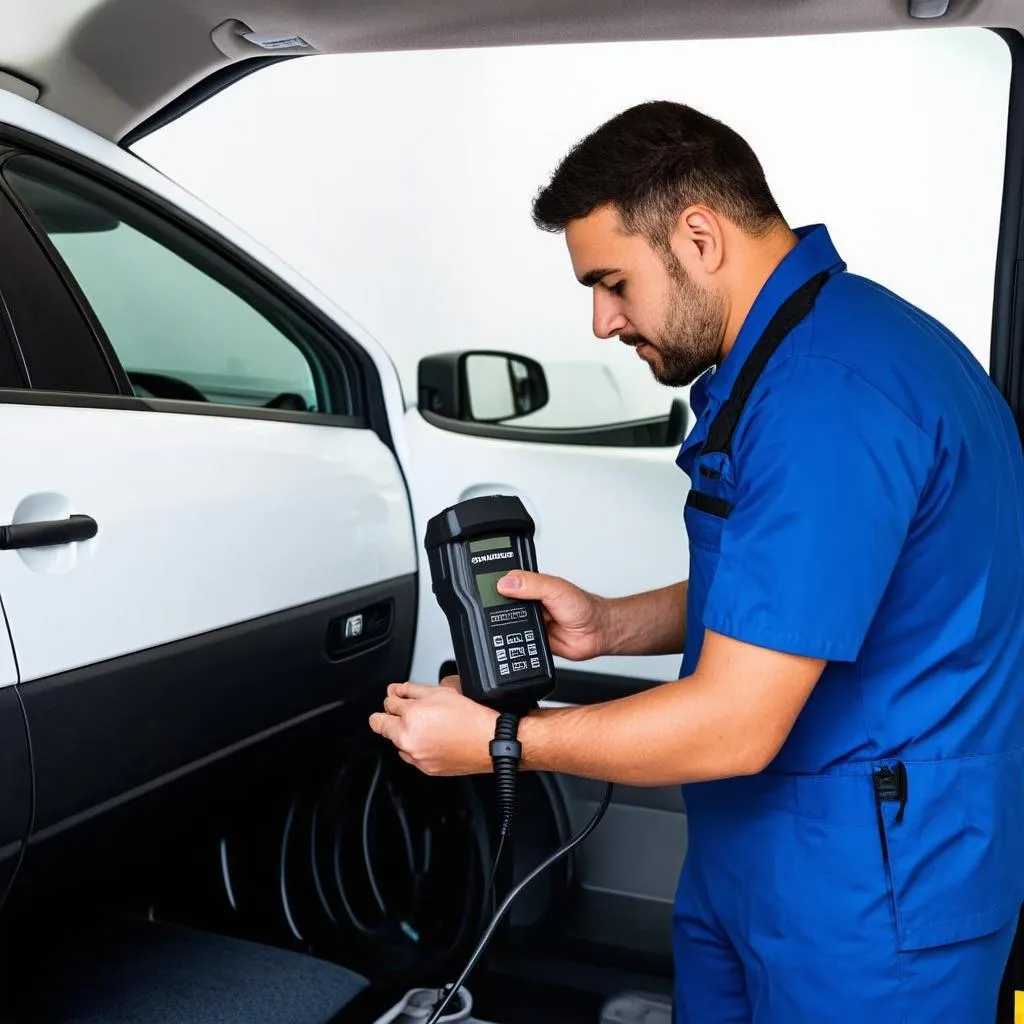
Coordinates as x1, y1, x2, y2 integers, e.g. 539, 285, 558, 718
621, 260, 725, 388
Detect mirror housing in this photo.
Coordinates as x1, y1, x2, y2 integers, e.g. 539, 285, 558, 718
418, 351, 549, 423
665, 397, 689, 446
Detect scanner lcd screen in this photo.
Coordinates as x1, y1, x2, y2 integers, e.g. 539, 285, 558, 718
475, 569, 514, 608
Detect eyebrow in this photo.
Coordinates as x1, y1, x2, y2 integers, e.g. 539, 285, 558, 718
578, 267, 619, 287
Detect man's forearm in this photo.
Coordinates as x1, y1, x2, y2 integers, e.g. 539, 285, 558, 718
518, 671, 766, 787
601, 580, 687, 657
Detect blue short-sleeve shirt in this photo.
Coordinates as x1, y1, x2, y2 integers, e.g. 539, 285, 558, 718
676, 224, 1024, 772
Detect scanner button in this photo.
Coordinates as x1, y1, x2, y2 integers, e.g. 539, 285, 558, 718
493, 636, 505, 647
530, 657, 541, 669
527, 644, 537, 656
495, 648, 507, 662
509, 646, 526, 659
512, 660, 527, 672
499, 663, 510, 676
507, 633, 523, 644
524, 631, 535, 642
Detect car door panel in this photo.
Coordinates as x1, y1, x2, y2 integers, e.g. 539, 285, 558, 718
19, 574, 416, 840
0, 396, 417, 843
0, 399, 414, 683
556, 775, 684, 967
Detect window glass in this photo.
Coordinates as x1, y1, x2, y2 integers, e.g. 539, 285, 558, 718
4, 156, 339, 414
136, 28, 1012, 429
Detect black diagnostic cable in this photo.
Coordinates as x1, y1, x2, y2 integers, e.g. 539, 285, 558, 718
484, 708, 525, 911
426, 708, 613, 1024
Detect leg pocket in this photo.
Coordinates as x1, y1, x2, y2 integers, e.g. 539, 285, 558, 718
876, 748, 1024, 951
898, 915, 1019, 1024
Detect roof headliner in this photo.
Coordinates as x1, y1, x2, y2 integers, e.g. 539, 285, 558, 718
1, 0, 1021, 141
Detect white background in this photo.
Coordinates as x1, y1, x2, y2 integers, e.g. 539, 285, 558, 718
136, 27, 1011, 428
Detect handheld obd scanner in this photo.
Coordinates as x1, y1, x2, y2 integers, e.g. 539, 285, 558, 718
424, 493, 555, 712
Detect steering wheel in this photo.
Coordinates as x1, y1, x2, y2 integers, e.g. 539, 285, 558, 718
128, 371, 208, 402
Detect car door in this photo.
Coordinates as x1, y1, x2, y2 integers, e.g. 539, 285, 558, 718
0, 139, 418, 854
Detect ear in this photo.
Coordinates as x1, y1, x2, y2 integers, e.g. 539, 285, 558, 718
669, 206, 725, 277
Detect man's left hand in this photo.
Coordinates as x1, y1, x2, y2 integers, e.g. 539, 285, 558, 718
368, 678, 499, 776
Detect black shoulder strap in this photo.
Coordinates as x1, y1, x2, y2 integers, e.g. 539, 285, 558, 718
703, 270, 830, 456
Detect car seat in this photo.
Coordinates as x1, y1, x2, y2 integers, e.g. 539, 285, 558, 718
7, 914, 369, 1023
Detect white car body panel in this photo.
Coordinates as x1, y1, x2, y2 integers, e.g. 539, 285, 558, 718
0, 402, 415, 684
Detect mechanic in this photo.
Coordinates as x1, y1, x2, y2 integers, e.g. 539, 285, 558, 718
370, 100, 1024, 1022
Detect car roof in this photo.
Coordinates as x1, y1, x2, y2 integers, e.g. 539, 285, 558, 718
0, 0, 1020, 144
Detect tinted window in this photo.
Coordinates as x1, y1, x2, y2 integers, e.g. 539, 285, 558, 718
4, 156, 350, 415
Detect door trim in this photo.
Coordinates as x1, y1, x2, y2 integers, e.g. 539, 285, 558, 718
17, 574, 416, 841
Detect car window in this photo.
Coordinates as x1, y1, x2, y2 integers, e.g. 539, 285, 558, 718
134, 27, 1012, 430
3, 155, 343, 415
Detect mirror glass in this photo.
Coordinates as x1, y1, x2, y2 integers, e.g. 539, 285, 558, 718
465, 353, 545, 421
465, 353, 516, 421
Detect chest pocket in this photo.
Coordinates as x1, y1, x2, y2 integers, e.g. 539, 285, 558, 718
684, 477, 728, 560
685, 488, 731, 532
680, 481, 729, 677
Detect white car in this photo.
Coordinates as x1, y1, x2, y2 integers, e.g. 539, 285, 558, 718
0, 1, 1020, 1022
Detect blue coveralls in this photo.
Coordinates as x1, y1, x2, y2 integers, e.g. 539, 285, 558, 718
673, 224, 1024, 1022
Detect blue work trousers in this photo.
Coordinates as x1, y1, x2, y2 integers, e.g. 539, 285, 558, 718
673, 772, 1019, 1023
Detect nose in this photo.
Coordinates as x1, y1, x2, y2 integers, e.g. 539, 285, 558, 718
592, 290, 628, 340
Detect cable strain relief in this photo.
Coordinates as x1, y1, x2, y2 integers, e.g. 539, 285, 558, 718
490, 711, 523, 838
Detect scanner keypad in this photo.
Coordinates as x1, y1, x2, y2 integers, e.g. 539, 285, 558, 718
492, 627, 542, 675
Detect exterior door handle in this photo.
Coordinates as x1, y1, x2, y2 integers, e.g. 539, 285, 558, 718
0, 514, 98, 550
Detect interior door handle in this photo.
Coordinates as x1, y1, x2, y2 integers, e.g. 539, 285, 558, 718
0, 514, 98, 550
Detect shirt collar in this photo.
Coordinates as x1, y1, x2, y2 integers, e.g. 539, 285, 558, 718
703, 223, 846, 405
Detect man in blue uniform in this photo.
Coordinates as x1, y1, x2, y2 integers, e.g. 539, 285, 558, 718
370, 101, 1024, 1021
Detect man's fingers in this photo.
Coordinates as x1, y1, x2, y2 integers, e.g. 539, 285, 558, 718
497, 569, 550, 599
369, 711, 400, 743
439, 675, 461, 691
383, 694, 408, 716
498, 570, 575, 607
387, 681, 434, 700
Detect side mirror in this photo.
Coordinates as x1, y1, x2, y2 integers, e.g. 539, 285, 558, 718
418, 351, 549, 423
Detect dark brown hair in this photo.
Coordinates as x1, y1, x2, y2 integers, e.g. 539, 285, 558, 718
532, 101, 784, 247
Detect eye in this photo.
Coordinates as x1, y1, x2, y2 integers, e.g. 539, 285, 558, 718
608, 280, 626, 297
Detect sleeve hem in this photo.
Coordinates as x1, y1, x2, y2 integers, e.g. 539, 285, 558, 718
702, 610, 861, 663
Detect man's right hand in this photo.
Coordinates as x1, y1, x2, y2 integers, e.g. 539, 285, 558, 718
496, 570, 609, 661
